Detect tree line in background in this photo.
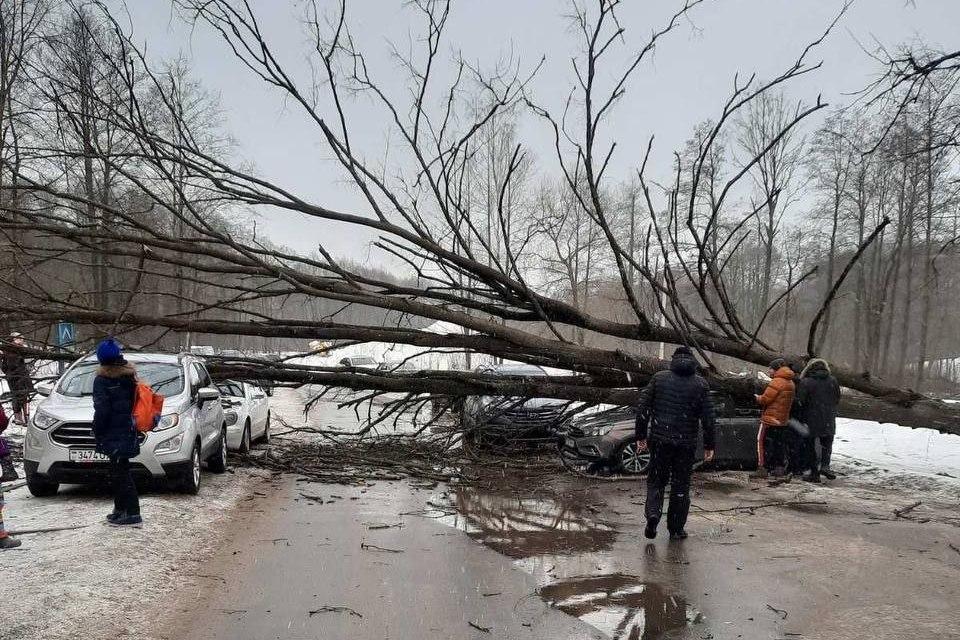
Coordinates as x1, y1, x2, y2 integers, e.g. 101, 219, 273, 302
0, 0, 426, 354
0, 0, 958, 432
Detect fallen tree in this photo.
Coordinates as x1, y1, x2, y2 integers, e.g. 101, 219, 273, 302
1, 1, 958, 436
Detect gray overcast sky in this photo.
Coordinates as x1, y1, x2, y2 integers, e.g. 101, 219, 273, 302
118, 0, 959, 262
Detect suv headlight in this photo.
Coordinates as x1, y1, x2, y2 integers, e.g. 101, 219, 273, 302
224, 410, 238, 426
154, 414, 180, 432
154, 432, 184, 455
32, 410, 59, 431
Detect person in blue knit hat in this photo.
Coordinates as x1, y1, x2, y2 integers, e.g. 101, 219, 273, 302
92, 338, 142, 527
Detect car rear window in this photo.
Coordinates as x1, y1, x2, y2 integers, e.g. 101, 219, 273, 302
58, 361, 185, 398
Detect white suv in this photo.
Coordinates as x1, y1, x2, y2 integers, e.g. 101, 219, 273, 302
23, 352, 228, 496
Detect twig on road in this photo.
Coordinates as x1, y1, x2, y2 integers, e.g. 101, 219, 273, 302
766, 603, 789, 620
309, 606, 363, 618
8, 524, 88, 535
468, 621, 491, 633
360, 542, 404, 553
692, 500, 827, 515
894, 501, 922, 519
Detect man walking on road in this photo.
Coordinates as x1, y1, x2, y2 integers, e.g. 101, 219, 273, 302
636, 346, 715, 541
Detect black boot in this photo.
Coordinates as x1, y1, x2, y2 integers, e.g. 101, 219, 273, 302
669, 530, 688, 540
821, 469, 836, 480
0, 456, 19, 482
644, 518, 659, 540
801, 471, 821, 483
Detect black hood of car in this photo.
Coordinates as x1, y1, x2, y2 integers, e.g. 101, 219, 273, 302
569, 406, 635, 431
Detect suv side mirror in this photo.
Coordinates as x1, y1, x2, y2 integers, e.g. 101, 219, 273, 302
197, 387, 220, 403
36, 381, 55, 396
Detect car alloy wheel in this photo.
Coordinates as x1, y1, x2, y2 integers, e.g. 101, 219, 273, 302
619, 442, 651, 475
191, 445, 202, 488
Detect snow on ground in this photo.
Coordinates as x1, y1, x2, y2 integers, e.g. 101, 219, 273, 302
834, 418, 960, 479
0, 468, 271, 640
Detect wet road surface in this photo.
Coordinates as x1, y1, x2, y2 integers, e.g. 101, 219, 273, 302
169, 468, 960, 640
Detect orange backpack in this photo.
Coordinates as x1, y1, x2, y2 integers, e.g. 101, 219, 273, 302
133, 381, 164, 433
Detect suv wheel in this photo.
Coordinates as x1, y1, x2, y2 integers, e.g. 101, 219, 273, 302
26, 471, 60, 497
239, 420, 251, 454
207, 427, 228, 473
617, 441, 651, 475
180, 441, 202, 494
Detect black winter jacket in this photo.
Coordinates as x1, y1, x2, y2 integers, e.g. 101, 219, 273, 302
635, 354, 716, 449
92, 363, 139, 459
1, 351, 34, 395
796, 363, 840, 438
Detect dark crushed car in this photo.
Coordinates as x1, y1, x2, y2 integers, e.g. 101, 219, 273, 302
462, 363, 567, 446
559, 392, 760, 474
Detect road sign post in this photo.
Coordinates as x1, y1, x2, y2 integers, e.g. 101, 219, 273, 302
56, 321, 75, 374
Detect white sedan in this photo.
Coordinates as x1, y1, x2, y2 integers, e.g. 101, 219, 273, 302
217, 380, 271, 453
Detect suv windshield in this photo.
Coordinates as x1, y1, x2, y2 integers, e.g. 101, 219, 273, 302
58, 361, 185, 398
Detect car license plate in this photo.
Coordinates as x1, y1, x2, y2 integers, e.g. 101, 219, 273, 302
69, 449, 109, 463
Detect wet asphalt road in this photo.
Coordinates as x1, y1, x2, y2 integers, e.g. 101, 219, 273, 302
168, 469, 960, 640
171, 478, 605, 640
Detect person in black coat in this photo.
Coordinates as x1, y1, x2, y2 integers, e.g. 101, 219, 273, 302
796, 358, 841, 482
92, 338, 142, 527
1, 332, 35, 425
635, 346, 716, 540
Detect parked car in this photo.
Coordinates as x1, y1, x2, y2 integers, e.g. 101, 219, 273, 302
189, 345, 216, 357
559, 393, 760, 474
23, 352, 228, 496
338, 355, 379, 369
219, 349, 244, 359
376, 361, 416, 373
217, 380, 271, 453
462, 363, 567, 446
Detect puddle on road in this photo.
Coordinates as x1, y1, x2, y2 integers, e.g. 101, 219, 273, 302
434, 485, 617, 558
539, 574, 702, 640
434, 485, 703, 638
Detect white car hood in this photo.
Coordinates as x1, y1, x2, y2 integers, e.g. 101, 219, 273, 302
36, 394, 95, 422
38, 392, 188, 422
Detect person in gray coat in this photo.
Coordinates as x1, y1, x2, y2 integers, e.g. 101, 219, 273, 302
796, 358, 840, 482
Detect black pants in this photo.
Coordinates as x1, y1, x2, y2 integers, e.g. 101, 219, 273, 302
109, 457, 140, 516
803, 435, 835, 474
644, 440, 696, 534
761, 426, 788, 471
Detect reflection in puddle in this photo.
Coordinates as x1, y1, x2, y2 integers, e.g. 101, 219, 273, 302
435, 486, 617, 558
539, 574, 701, 640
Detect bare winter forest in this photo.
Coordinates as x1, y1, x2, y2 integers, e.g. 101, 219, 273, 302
1, 0, 959, 431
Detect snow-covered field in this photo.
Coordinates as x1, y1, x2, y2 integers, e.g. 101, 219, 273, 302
834, 418, 960, 480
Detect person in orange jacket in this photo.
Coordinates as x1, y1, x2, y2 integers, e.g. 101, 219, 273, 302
752, 358, 796, 478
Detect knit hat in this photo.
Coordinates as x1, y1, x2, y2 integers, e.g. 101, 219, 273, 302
96, 338, 124, 365
673, 346, 693, 358
768, 358, 786, 371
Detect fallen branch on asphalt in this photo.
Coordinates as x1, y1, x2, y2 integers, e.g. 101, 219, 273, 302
893, 501, 923, 519
360, 542, 404, 553
308, 606, 363, 618
8, 524, 89, 535
691, 500, 828, 515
